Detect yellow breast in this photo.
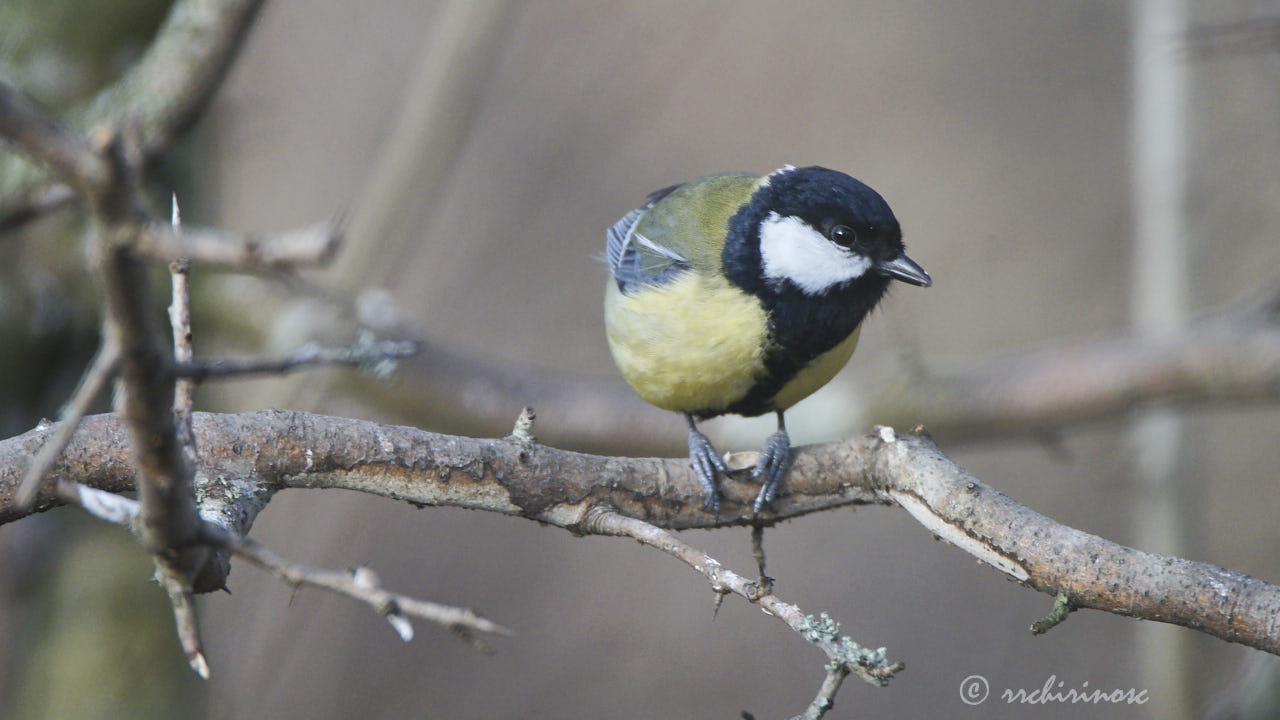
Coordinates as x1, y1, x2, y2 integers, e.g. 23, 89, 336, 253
605, 272, 769, 414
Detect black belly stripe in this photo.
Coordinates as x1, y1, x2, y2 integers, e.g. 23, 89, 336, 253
712, 275, 890, 418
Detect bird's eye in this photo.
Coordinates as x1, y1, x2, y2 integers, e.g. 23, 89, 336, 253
829, 225, 856, 246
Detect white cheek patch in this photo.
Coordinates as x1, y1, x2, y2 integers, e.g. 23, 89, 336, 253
758, 212, 871, 295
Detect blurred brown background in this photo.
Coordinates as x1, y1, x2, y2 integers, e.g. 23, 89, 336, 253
3, 1, 1279, 718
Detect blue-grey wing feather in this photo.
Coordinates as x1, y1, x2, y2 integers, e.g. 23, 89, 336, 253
606, 187, 690, 293
605, 207, 645, 274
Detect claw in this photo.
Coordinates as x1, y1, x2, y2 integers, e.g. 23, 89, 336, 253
686, 415, 727, 515
751, 413, 792, 513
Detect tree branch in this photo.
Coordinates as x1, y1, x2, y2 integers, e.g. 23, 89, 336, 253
1, 59, 428, 680
4, 410, 1277, 655
0, 84, 111, 197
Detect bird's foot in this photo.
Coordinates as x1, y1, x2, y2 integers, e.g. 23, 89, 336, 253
687, 427, 729, 516
751, 429, 791, 513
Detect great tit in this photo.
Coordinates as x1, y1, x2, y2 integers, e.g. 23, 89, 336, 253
604, 165, 931, 514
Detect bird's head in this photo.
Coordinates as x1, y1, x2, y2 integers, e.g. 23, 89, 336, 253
724, 165, 931, 301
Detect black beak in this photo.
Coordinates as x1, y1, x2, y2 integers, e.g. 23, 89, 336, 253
876, 252, 932, 287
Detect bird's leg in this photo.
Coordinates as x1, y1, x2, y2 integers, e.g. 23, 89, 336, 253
685, 414, 728, 515
752, 410, 792, 513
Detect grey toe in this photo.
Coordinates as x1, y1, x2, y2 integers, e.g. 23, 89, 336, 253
688, 428, 728, 514
752, 429, 792, 513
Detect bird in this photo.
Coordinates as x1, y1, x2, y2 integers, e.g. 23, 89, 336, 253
603, 164, 931, 515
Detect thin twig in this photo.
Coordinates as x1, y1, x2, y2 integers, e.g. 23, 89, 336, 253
136, 219, 341, 269
162, 196, 206, 674
53, 473, 209, 675
169, 196, 196, 445
54, 480, 511, 642
213, 529, 514, 640
157, 561, 209, 678
791, 665, 849, 720
172, 336, 420, 382
1030, 593, 1075, 635
582, 508, 903, 688
751, 522, 768, 586
16, 342, 120, 507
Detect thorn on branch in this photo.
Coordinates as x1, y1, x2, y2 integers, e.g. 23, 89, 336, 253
1030, 592, 1075, 635
712, 586, 729, 618
509, 406, 537, 446
874, 425, 897, 444
353, 566, 415, 641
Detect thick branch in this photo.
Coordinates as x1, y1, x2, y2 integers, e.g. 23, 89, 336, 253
95, 229, 202, 556
3, 410, 1277, 654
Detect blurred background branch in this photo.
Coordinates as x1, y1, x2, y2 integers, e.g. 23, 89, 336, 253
204, 271, 1280, 453
0, 0, 262, 230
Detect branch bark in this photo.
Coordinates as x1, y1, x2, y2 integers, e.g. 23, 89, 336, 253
4, 410, 1277, 655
